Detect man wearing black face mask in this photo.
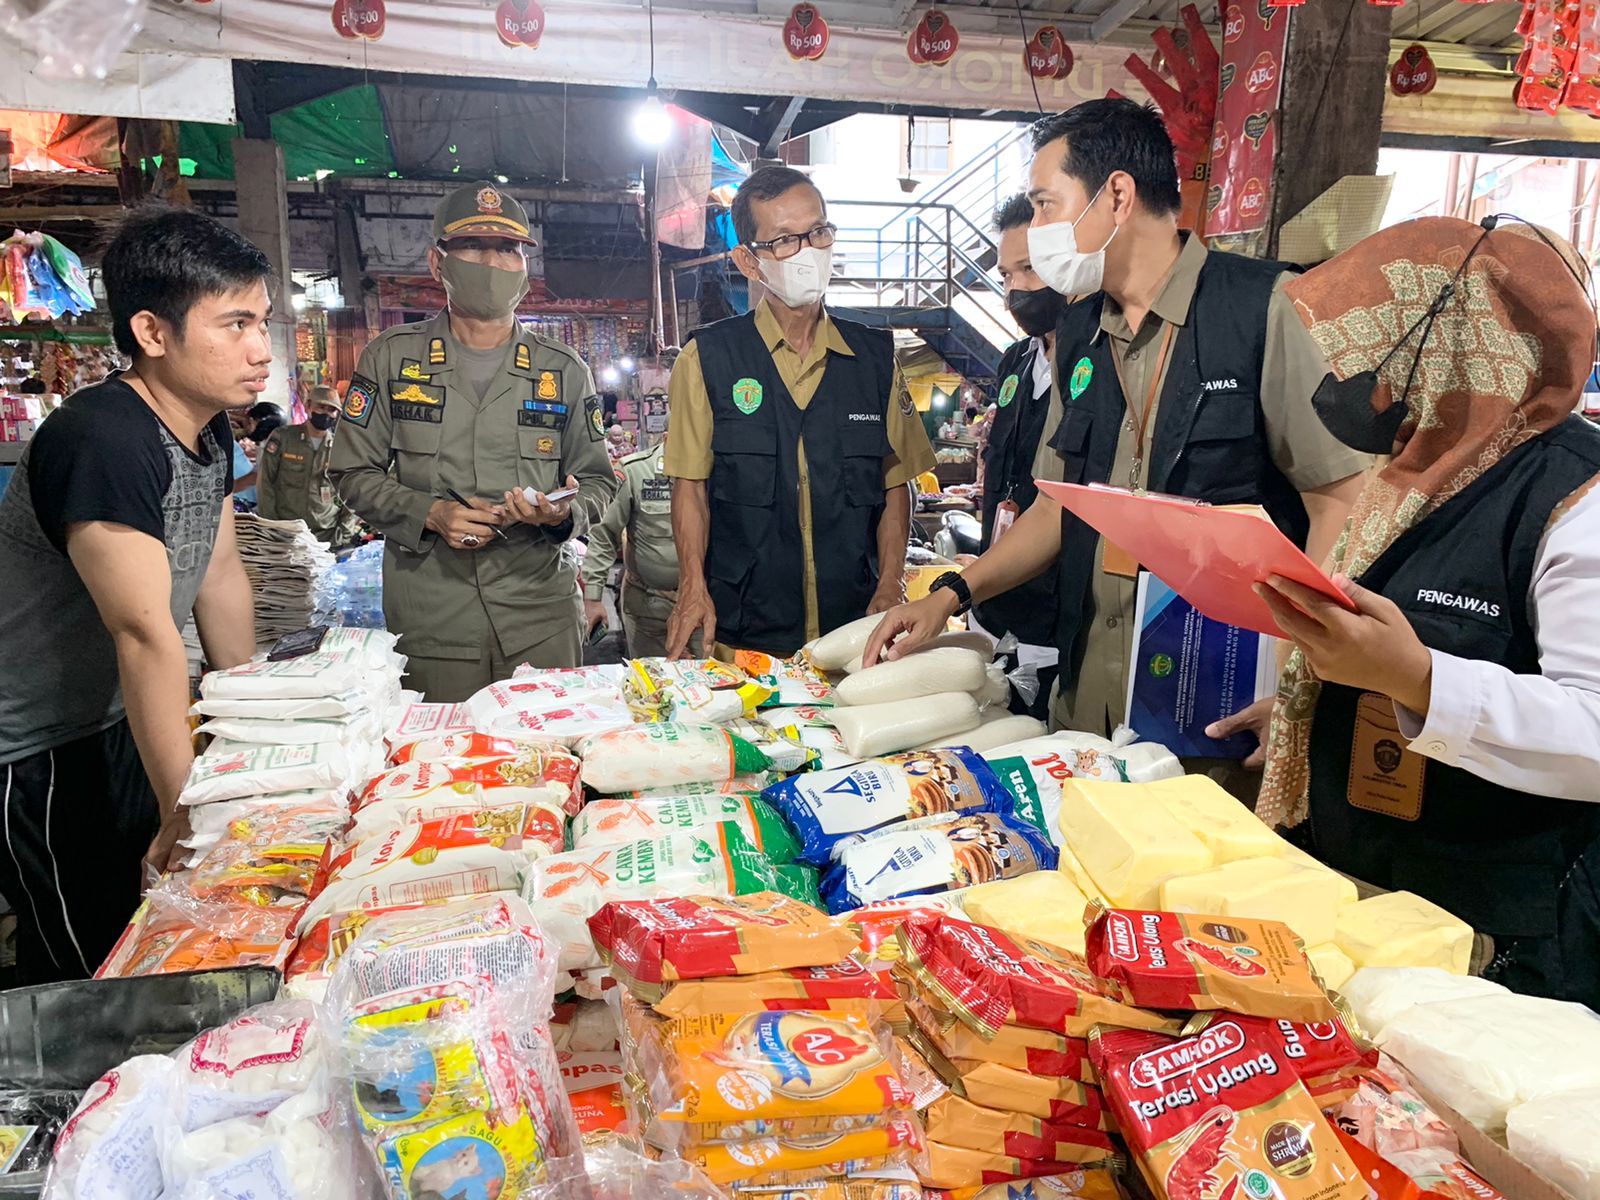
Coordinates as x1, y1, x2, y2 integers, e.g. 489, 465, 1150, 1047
257, 387, 360, 545
330, 182, 618, 699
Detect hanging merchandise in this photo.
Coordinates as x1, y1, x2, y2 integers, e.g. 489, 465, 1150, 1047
1026, 24, 1074, 80
1515, 0, 1575, 113
782, 3, 829, 61
1390, 43, 1439, 95
1121, 6, 1218, 235
0, 231, 96, 323
1204, 0, 1286, 237
910, 8, 959, 66
496, 0, 546, 48
331, 0, 386, 41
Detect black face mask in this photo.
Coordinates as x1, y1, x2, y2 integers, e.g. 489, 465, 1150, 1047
309, 412, 336, 432
1311, 371, 1411, 454
1006, 286, 1063, 339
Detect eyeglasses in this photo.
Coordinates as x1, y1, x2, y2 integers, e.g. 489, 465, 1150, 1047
747, 223, 837, 261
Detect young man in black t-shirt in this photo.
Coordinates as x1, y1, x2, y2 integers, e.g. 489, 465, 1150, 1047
0, 206, 268, 983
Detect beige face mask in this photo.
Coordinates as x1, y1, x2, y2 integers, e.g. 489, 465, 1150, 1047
438, 252, 530, 319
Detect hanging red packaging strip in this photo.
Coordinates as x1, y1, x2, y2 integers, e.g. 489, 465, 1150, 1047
783, 3, 830, 61
912, 8, 960, 66
1204, 0, 1287, 236
496, 0, 546, 49
331, 0, 386, 40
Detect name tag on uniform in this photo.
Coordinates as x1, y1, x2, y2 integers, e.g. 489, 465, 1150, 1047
390, 380, 446, 425
1347, 691, 1426, 821
519, 399, 567, 429
642, 479, 672, 503
283, 451, 306, 463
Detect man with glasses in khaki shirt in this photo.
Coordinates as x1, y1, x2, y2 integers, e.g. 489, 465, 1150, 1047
867, 101, 1368, 771
665, 166, 935, 659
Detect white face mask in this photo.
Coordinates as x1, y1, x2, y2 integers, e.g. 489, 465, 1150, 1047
1027, 183, 1117, 297
758, 245, 833, 309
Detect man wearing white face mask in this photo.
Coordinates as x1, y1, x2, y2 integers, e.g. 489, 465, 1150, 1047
330, 182, 618, 700
664, 165, 935, 658
866, 100, 1368, 766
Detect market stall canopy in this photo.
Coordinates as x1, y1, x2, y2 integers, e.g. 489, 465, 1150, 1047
0, 49, 234, 124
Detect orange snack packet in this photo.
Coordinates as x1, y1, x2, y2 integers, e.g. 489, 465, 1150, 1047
1085, 907, 1337, 1023
685, 1117, 922, 1184
910, 1028, 1112, 1128
922, 1141, 1121, 1191
588, 891, 860, 991
653, 960, 898, 1020
98, 894, 294, 978
908, 994, 1095, 1082
620, 992, 916, 1125
896, 914, 1183, 1038
1090, 1023, 1365, 1200
924, 1094, 1117, 1163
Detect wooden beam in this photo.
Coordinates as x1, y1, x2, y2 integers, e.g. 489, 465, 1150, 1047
759, 96, 808, 157
1269, 0, 1394, 252
1090, 0, 1149, 44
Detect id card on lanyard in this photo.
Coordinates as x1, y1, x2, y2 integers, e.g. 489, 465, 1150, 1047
1347, 691, 1426, 820
1103, 324, 1177, 579
993, 496, 1020, 541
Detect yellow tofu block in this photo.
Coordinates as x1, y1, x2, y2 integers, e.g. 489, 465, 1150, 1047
1058, 779, 1213, 910
1279, 842, 1361, 907
962, 870, 1089, 956
1306, 942, 1357, 991
1335, 890, 1473, 974
1158, 856, 1347, 947
1145, 775, 1287, 864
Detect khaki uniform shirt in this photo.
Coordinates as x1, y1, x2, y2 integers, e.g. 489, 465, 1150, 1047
665, 300, 937, 641
582, 444, 677, 600
1034, 235, 1371, 736
329, 312, 618, 661
257, 423, 358, 543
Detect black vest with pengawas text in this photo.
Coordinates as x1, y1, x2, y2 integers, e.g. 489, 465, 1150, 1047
691, 311, 895, 656
975, 336, 1058, 645
1046, 249, 1307, 690
1307, 415, 1600, 1007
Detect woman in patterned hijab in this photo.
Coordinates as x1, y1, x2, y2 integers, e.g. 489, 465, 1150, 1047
1250, 216, 1600, 1003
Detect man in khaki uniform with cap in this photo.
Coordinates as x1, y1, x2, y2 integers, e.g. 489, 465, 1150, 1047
581, 436, 695, 659
330, 181, 617, 701
258, 386, 360, 545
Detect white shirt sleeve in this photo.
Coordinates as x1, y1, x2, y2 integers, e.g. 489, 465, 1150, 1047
1395, 480, 1600, 802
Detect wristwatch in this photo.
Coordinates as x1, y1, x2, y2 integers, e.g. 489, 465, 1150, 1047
930, 571, 973, 616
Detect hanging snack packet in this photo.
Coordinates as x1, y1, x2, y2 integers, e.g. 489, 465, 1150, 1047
1085, 907, 1337, 1023
579, 723, 777, 794
764, 748, 1015, 867
923, 1095, 1117, 1164
651, 961, 898, 1020
1090, 1022, 1365, 1200
572, 794, 801, 860
588, 892, 858, 990
894, 914, 1183, 1038
822, 812, 1057, 913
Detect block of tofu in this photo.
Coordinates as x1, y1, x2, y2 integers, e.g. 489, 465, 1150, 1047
1305, 942, 1357, 991
1335, 891, 1473, 974
961, 870, 1090, 956
1058, 779, 1213, 909
1159, 856, 1348, 947
1145, 775, 1286, 864
1279, 842, 1361, 907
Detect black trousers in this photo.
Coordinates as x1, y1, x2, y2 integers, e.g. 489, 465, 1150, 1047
0, 719, 158, 984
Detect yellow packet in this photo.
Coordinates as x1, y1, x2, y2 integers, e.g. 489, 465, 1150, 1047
686, 1117, 921, 1184
377, 1108, 547, 1198
347, 995, 515, 1134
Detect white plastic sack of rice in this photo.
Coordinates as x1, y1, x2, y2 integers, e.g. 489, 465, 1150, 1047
468, 672, 627, 727
827, 692, 980, 759
834, 647, 988, 706
577, 723, 779, 795
200, 653, 374, 701
180, 743, 353, 806
195, 714, 371, 745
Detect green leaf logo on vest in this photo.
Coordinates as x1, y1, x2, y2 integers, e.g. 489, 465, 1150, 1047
1069, 356, 1094, 400
997, 374, 1019, 408
732, 378, 764, 415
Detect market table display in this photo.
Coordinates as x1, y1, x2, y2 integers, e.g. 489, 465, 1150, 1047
32, 630, 1600, 1200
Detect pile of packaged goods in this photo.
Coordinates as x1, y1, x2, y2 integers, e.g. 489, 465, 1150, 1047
99, 629, 408, 979
50, 632, 1600, 1200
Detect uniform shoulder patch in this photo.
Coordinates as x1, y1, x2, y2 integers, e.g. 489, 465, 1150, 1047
344, 374, 378, 427
897, 381, 915, 417
427, 337, 447, 367
515, 343, 533, 372
585, 396, 605, 442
